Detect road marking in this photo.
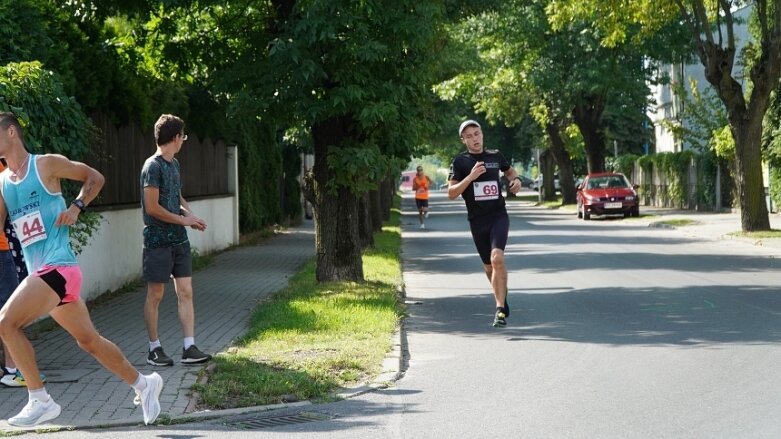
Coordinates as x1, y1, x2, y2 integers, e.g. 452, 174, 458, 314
704, 299, 716, 309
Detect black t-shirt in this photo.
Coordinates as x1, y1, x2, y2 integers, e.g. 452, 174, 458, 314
448, 149, 511, 220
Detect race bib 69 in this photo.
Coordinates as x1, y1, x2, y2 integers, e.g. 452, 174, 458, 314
473, 181, 499, 201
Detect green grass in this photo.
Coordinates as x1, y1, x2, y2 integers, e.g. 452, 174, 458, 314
192, 208, 404, 409
652, 219, 699, 227
730, 229, 781, 239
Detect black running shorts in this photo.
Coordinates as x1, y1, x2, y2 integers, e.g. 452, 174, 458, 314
469, 211, 509, 265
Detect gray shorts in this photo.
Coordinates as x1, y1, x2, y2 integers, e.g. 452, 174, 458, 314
143, 241, 193, 283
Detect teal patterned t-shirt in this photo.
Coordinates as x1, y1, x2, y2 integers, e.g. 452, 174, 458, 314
140, 155, 188, 248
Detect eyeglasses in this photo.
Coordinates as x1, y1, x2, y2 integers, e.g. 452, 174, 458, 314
181, 134, 188, 141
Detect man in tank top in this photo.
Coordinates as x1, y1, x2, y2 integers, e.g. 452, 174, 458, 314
0, 112, 163, 427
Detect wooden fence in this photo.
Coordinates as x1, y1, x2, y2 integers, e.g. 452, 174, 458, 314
85, 113, 230, 208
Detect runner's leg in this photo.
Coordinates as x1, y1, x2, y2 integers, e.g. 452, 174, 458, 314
0, 277, 61, 390
489, 249, 508, 308
49, 300, 138, 384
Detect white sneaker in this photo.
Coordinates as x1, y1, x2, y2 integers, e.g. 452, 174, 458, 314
420, 223, 425, 229
7, 398, 61, 427
138, 373, 163, 425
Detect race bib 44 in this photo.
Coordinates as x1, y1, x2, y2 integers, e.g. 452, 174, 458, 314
473, 181, 499, 201
12, 211, 48, 248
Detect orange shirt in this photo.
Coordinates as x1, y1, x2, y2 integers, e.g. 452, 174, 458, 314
0, 163, 8, 251
413, 175, 429, 200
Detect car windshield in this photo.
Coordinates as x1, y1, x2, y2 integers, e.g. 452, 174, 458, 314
586, 175, 629, 190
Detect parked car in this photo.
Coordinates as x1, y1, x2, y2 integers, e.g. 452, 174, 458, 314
576, 172, 639, 220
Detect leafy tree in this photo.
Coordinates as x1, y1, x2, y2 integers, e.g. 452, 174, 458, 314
437, 0, 671, 204
0, 61, 99, 252
548, 0, 781, 231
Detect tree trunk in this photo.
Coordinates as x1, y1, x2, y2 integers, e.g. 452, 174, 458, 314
369, 188, 383, 232
540, 150, 557, 202
572, 95, 607, 173
733, 119, 770, 231
357, 192, 374, 249
545, 118, 577, 205
311, 116, 364, 282
380, 176, 394, 220
697, 39, 777, 231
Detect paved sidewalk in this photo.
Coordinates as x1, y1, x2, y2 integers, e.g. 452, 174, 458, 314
0, 221, 315, 432
638, 206, 781, 254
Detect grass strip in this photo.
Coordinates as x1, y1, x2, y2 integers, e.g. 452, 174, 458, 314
652, 219, 698, 227
730, 229, 781, 239
192, 208, 404, 409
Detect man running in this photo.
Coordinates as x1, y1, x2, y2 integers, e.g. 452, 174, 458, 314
141, 114, 210, 367
447, 120, 522, 327
0, 112, 163, 427
412, 166, 432, 229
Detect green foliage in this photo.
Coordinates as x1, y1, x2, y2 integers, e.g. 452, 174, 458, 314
232, 115, 283, 232
661, 78, 728, 153
711, 125, 736, 160
612, 153, 639, 177
0, 61, 99, 251
327, 144, 390, 194
281, 143, 303, 222
694, 150, 718, 209
0, 62, 91, 157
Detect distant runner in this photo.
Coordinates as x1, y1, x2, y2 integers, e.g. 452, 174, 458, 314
412, 166, 432, 229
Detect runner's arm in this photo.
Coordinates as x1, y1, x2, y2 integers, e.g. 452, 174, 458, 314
448, 161, 486, 200
45, 154, 104, 206
43, 154, 104, 226
503, 167, 522, 193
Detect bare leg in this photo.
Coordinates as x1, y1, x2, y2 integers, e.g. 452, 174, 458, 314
2, 342, 16, 369
0, 276, 60, 390
172, 277, 195, 338
488, 249, 508, 308
144, 283, 166, 342
50, 300, 138, 384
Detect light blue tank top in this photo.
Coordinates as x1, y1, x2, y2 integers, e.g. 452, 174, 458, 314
1, 155, 77, 273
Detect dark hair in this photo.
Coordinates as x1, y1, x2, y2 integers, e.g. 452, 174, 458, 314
154, 114, 185, 146
0, 112, 24, 140
416, 166, 423, 171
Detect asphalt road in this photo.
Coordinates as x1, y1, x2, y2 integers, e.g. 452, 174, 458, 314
42, 192, 781, 438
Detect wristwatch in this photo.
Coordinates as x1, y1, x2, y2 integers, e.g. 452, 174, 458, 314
71, 199, 87, 212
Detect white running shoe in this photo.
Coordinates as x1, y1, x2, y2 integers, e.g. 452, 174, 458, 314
138, 373, 163, 425
420, 223, 425, 229
8, 398, 61, 427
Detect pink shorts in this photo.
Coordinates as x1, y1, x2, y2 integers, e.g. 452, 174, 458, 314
33, 265, 82, 305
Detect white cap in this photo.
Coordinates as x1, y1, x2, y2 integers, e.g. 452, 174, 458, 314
458, 119, 481, 137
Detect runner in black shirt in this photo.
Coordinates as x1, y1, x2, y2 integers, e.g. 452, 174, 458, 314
448, 120, 522, 327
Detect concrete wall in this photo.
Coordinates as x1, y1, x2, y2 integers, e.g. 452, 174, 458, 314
76, 146, 240, 301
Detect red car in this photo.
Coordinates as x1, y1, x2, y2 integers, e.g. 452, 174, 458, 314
576, 172, 639, 220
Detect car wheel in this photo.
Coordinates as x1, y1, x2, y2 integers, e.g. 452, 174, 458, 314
583, 209, 591, 220
632, 207, 640, 217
